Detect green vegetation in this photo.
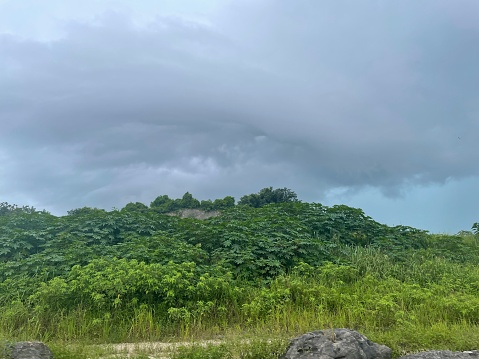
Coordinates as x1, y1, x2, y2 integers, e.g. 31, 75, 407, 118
0, 188, 478, 358
238, 187, 299, 208
149, 192, 235, 213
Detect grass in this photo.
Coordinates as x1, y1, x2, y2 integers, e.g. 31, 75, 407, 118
3, 245, 479, 358
5, 324, 479, 359
171, 339, 288, 359
18, 338, 289, 359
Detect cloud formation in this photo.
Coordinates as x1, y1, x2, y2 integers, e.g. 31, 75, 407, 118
0, 1, 478, 231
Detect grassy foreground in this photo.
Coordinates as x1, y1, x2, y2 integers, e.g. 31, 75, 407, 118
3, 243, 479, 358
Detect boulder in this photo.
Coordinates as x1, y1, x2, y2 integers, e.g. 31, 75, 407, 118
5, 341, 53, 359
399, 351, 479, 359
280, 328, 392, 359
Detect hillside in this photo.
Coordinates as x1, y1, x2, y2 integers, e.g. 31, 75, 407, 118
0, 191, 478, 357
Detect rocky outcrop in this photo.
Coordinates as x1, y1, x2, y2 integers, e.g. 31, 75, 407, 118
5, 342, 53, 359
399, 351, 479, 359
280, 328, 391, 359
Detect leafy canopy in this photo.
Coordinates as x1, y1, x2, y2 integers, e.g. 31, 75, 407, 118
238, 187, 299, 208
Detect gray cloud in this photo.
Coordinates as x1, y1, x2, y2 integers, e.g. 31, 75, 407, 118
0, 1, 478, 230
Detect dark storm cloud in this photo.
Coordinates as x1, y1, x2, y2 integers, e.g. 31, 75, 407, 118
218, 0, 479, 189
0, 1, 478, 215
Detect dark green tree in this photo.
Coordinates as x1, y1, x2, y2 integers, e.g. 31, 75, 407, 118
180, 192, 200, 209
200, 199, 214, 211
0, 202, 17, 216
150, 195, 179, 213
67, 207, 105, 216
212, 196, 235, 210
238, 193, 261, 208
272, 187, 298, 203
0, 202, 37, 216
121, 202, 149, 213
473, 222, 479, 235
222, 196, 235, 208
238, 187, 299, 208
150, 195, 171, 208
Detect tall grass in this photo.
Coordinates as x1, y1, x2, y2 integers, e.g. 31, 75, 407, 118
2, 243, 479, 357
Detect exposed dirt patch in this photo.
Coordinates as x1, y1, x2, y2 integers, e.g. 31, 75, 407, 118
100, 339, 224, 358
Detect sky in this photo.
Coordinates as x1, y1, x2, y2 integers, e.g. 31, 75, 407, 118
0, 0, 478, 234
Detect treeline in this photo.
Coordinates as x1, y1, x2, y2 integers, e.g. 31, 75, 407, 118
147, 192, 235, 213
0, 187, 300, 218
0, 202, 41, 216
124, 186, 299, 214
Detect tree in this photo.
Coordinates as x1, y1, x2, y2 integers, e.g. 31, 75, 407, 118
121, 202, 149, 213
473, 222, 479, 235
151, 193, 203, 213
200, 200, 214, 211
150, 195, 171, 209
238, 187, 299, 208
212, 196, 235, 210
150, 195, 177, 213
180, 192, 200, 209
0, 202, 37, 216
222, 196, 235, 208
0, 202, 17, 216
272, 187, 298, 203
238, 193, 261, 208
67, 207, 105, 216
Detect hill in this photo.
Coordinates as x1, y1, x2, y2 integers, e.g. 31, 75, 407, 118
0, 191, 478, 357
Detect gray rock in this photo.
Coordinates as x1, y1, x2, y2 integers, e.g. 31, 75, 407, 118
399, 351, 479, 359
280, 328, 392, 359
5, 341, 53, 359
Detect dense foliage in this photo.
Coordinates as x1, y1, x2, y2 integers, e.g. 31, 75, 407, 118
147, 187, 299, 213
149, 192, 235, 213
0, 190, 478, 356
237, 187, 299, 208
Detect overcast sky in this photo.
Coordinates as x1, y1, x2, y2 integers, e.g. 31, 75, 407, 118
1, 0, 478, 233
